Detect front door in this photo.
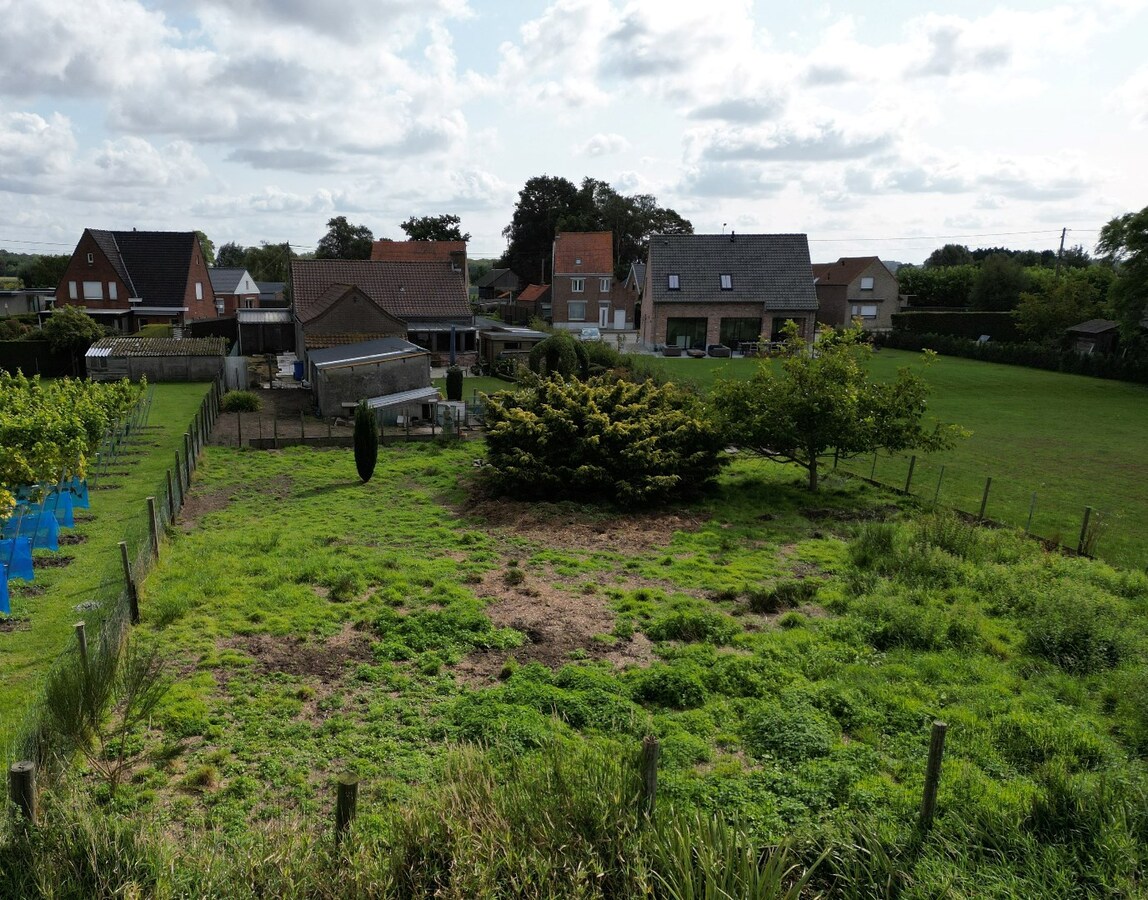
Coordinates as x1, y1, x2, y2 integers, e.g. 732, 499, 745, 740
614, 309, 625, 330
598, 304, 610, 327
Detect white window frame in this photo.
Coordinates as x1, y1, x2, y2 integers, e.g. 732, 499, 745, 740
86, 252, 94, 264
860, 276, 875, 291
667, 274, 680, 290
68, 281, 78, 300
568, 300, 587, 321
720, 274, 733, 290
108, 283, 117, 301
571, 277, 585, 293
851, 304, 878, 318
82, 281, 103, 300
195, 282, 204, 300
599, 277, 611, 292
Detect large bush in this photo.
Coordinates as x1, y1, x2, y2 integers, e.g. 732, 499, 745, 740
482, 375, 724, 504
527, 331, 589, 378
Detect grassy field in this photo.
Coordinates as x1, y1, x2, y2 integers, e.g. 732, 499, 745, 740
0, 383, 209, 739
10, 441, 1144, 896
641, 351, 1148, 569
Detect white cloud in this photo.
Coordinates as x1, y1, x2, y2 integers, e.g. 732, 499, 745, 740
577, 133, 631, 157
0, 112, 76, 193
1111, 64, 1148, 128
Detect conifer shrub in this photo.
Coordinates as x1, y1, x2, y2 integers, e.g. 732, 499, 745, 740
445, 365, 463, 401
353, 400, 378, 483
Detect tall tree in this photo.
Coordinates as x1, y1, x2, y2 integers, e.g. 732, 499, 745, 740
195, 231, 216, 267
243, 243, 296, 283
712, 323, 960, 492
400, 215, 470, 242
925, 244, 973, 268
216, 242, 246, 268
16, 255, 70, 289
1098, 206, 1148, 338
316, 216, 374, 260
502, 175, 585, 283
969, 253, 1029, 311
1014, 268, 1111, 343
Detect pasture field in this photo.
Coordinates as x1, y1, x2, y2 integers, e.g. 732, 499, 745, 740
642, 351, 1148, 569
0, 383, 209, 738
11, 441, 1145, 897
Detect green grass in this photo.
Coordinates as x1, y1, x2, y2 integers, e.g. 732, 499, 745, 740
641, 350, 1148, 568
12, 442, 1145, 896
432, 373, 517, 403
0, 383, 209, 739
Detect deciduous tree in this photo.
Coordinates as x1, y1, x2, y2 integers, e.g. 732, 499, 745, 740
400, 214, 470, 242
195, 231, 216, 267
711, 324, 960, 492
216, 241, 246, 268
316, 216, 374, 260
1098, 205, 1148, 338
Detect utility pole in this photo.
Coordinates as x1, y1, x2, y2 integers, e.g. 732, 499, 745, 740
1055, 227, 1067, 278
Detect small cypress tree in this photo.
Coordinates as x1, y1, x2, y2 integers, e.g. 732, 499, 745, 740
445, 365, 464, 401
353, 401, 378, 483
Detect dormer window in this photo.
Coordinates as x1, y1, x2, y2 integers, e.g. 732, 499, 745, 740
720, 274, 733, 290
860, 276, 874, 290
667, 274, 680, 290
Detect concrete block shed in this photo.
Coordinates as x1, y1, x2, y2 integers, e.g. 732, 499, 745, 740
307, 337, 432, 418
85, 336, 228, 381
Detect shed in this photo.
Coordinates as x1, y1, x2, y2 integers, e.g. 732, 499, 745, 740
476, 321, 549, 373
1066, 319, 1120, 355
85, 336, 228, 381
308, 337, 431, 418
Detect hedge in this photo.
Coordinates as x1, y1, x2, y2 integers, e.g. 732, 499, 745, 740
890, 311, 1022, 343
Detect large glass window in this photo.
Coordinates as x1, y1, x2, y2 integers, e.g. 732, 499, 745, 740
568, 301, 587, 320
82, 281, 102, 300
719, 317, 761, 348
666, 317, 707, 349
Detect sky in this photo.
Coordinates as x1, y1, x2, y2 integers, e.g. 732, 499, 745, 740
2, 0, 1147, 266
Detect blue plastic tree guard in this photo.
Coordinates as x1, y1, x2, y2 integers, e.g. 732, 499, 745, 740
68, 477, 90, 509
1, 510, 60, 551
23, 491, 75, 528
1, 566, 10, 615
0, 538, 34, 581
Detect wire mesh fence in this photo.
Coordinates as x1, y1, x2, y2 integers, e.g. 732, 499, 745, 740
834, 449, 1135, 569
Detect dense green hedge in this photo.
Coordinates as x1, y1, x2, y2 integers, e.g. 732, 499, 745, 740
877, 331, 1148, 383
890, 311, 1023, 342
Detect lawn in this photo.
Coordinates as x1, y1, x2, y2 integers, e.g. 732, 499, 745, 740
641, 351, 1148, 569
0, 383, 209, 741
23, 441, 1145, 896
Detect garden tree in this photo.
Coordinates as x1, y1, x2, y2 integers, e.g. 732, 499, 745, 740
1098, 205, 1148, 338
483, 375, 725, 504
242, 242, 296, 282
527, 331, 589, 378
216, 241, 246, 268
353, 401, 378, 483
16, 254, 69, 289
925, 244, 973, 268
1013, 268, 1112, 343
501, 175, 585, 283
41, 305, 105, 355
711, 323, 960, 492
195, 231, 216, 267
897, 264, 977, 307
1060, 244, 1093, 270
400, 214, 470, 242
969, 253, 1029, 311
316, 216, 374, 260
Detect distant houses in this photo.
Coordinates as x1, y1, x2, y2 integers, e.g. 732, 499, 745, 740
812, 256, 901, 332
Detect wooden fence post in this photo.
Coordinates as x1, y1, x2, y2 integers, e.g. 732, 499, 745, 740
184, 434, 193, 480
978, 477, 992, 521
74, 621, 88, 670
640, 735, 660, 819
174, 451, 184, 496
1025, 493, 1037, 534
166, 470, 176, 522
870, 451, 878, 481
933, 465, 945, 505
119, 541, 140, 625
237, 410, 243, 448
300, 410, 305, 441
147, 496, 160, 559
8, 761, 37, 825
335, 774, 359, 845
903, 455, 916, 495
918, 720, 948, 832
273, 413, 279, 449
1077, 506, 1094, 555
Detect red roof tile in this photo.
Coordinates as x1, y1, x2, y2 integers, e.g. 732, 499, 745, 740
517, 284, 551, 304
291, 260, 471, 323
811, 256, 883, 286
553, 232, 613, 274
370, 240, 466, 262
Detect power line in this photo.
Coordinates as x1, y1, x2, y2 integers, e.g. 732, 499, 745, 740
807, 228, 1099, 243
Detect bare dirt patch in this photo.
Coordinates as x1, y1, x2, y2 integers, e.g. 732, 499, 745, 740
178, 476, 293, 530
455, 566, 655, 685
210, 389, 354, 448
0, 617, 30, 633
465, 499, 706, 555
222, 624, 375, 680
59, 533, 88, 546
34, 554, 74, 568
801, 505, 899, 523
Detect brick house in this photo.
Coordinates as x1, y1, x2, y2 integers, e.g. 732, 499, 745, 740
640, 233, 818, 350
56, 229, 215, 331
550, 232, 633, 332
812, 256, 900, 332
208, 268, 262, 316
291, 259, 476, 366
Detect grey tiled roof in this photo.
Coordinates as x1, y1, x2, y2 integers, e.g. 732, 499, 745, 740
208, 268, 249, 293
647, 233, 818, 311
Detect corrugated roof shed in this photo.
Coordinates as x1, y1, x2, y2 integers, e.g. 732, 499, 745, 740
308, 337, 426, 369
86, 337, 228, 358
647, 233, 818, 311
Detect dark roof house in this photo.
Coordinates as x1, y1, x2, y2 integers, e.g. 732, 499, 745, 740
56, 229, 215, 330
640, 233, 819, 351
